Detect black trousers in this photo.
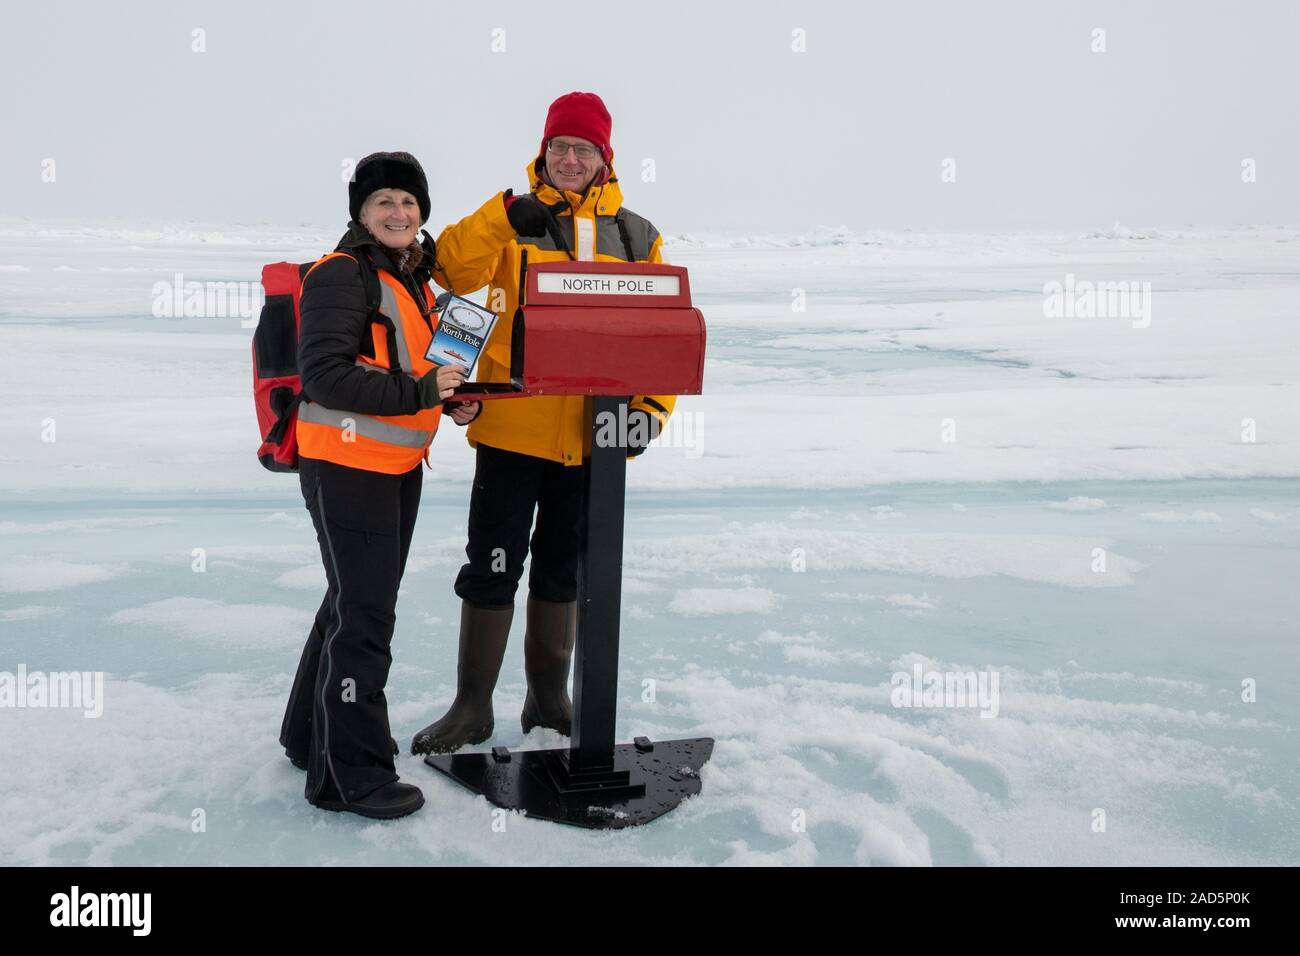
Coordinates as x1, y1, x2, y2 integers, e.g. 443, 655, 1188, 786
454, 443, 586, 608
279, 455, 422, 804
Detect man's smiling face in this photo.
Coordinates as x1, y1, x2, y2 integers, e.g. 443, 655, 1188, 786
543, 136, 604, 194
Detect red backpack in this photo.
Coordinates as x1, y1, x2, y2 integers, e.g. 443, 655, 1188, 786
252, 255, 380, 472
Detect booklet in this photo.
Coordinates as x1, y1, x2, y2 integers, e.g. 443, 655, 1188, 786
424, 292, 499, 375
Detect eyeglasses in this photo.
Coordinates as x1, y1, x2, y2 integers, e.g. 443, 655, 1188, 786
546, 140, 600, 160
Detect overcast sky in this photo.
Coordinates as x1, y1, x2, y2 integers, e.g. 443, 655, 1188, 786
3, 0, 1297, 233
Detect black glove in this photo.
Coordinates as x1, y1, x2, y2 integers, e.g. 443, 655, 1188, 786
506, 192, 571, 253
625, 409, 660, 458
416, 369, 447, 409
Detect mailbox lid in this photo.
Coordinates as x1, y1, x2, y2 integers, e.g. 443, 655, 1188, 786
527, 260, 693, 310
516, 304, 705, 396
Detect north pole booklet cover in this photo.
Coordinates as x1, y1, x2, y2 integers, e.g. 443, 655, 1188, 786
424, 292, 499, 374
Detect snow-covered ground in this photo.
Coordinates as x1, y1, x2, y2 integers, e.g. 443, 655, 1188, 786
1, 219, 1297, 865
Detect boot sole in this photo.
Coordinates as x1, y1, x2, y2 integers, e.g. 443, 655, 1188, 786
410, 724, 494, 756
521, 710, 571, 736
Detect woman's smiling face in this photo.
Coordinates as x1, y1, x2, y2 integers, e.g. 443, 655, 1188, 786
359, 188, 420, 249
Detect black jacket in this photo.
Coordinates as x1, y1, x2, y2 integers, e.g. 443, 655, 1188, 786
297, 223, 437, 417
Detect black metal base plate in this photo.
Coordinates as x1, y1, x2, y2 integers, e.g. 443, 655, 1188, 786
424, 738, 714, 829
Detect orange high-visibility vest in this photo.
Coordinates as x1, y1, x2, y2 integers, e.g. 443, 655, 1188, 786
297, 252, 443, 474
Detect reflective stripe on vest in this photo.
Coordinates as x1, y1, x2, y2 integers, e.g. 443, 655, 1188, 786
575, 216, 595, 261
298, 402, 433, 448
377, 277, 416, 374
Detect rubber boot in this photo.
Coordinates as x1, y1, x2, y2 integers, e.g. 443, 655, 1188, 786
520, 596, 576, 736
410, 602, 513, 755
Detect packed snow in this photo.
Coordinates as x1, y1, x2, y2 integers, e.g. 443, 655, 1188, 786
1, 219, 1296, 865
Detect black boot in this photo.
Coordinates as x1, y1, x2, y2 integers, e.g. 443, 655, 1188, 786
314, 781, 425, 820
410, 602, 513, 754
521, 596, 576, 736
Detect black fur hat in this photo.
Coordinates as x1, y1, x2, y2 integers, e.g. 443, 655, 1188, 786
349, 151, 431, 224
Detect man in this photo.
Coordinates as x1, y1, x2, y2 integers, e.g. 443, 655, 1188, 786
411, 91, 675, 754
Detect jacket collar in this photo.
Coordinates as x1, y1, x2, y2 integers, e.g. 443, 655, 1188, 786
335, 221, 436, 283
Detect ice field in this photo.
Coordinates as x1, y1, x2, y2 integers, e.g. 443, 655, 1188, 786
1, 219, 1297, 865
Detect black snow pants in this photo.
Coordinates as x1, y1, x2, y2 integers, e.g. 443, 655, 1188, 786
453, 442, 586, 608
279, 455, 421, 805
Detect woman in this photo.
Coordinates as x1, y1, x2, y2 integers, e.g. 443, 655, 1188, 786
278, 151, 479, 819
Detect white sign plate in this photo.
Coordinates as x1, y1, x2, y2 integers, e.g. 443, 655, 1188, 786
536, 272, 681, 296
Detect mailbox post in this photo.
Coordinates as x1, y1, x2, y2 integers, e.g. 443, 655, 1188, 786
425, 260, 713, 829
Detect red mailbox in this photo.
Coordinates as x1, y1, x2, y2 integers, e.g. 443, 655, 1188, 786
454, 261, 705, 401
510, 261, 705, 396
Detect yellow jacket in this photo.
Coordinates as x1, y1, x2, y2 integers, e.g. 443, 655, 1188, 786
433, 155, 676, 465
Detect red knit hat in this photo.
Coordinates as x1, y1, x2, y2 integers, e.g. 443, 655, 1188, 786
540, 91, 613, 163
